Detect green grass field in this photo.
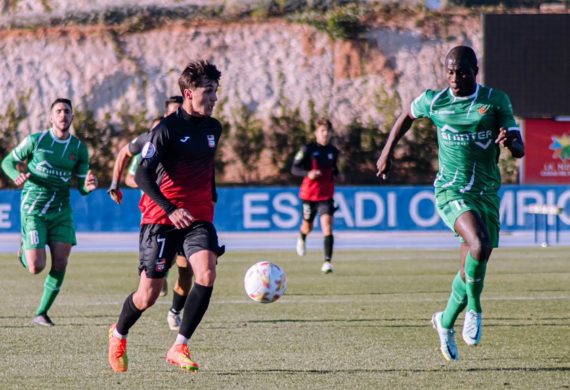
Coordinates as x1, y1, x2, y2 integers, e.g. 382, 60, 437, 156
0, 247, 569, 389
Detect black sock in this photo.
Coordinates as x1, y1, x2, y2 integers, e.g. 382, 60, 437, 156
116, 293, 144, 336
324, 235, 334, 261
179, 283, 213, 339
170, 291, 187, 314
300, 232, 307, 241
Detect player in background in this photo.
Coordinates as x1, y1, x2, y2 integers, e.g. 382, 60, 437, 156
291, 118, 339, 274
1, 98, 98, 326
109, 111, 194, 331
376, 46, 525, 362
108, 60, 224, 373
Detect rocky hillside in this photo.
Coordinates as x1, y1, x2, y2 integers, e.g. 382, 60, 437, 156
0, 4, 481, 136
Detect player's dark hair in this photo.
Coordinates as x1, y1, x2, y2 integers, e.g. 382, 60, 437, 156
316, 118, 333, 131
50, 98, 72, 111
178, 60, 221, 93
165, 95, 183, 109
446, 46, 478, 70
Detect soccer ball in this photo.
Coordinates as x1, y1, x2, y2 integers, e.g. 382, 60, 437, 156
244, 261, 287, 303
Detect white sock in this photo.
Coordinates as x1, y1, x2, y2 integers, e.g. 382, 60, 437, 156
175, 334, 189, 345
113, 329, 126, 340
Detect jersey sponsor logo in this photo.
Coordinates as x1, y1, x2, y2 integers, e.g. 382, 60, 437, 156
477, 105, 490, 115
207, 134, 215, 148
141, 142, 156, 159
35, 161, 72, 179
440, 125, 494, 149
180, 136, 190, 143
549, 133, 570, 161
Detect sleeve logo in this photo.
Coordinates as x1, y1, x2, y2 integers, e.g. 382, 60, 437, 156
141, 142, 156, 159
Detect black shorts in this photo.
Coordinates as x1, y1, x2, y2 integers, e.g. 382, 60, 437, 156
139, 222, 224, 279
301, 199, 335, 223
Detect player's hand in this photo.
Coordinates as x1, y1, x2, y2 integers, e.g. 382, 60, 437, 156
108, 188, 123, 204
307, 170, 322, 180
85, 170, 98, 192
495, 127, 514, 148
14, 172, 31, 187
168, 208, 194, 229
376, 154, 392, 180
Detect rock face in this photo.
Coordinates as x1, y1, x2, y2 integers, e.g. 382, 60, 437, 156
0, 7, 481, 135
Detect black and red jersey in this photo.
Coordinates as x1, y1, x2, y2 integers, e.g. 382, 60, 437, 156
291, 142, 339, 201
135, 108, 221, 225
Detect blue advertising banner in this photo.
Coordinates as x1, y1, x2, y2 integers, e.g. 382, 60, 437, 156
0, 185, 569, 233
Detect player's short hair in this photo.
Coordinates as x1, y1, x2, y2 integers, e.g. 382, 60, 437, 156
316, 118, 333, 131
446, 46, 478, 70
164, 95, 183, 109
178, 60, 222, 93
50, 98, 72, 111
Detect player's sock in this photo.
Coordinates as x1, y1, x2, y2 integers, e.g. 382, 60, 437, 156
324, 235, 334, 261
441, 271, 467, 329
175, 334, 189, 345
300, 232, 307, 241
116, 293, 144, 336
465, 252, 487, 313
179, 283, 213, 339
170, 291, 186, 314
35, 269, 65, 315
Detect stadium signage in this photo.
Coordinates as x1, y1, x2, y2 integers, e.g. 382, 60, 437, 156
0, 186, 568, 232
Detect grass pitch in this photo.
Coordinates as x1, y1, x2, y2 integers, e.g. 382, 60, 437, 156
0, 246, 569, 389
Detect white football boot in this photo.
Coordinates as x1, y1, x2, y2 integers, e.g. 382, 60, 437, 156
167, 311, 181, 331
431, 312, 459, 362
462, 310, 482, 346
321, 261, 333, 274
296, 237, 306, 257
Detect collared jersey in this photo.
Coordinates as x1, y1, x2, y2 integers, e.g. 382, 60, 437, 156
3, 129, 89, 215
137, 108, 221, 225
292, 142, 339, 201
411, 84, 519, 195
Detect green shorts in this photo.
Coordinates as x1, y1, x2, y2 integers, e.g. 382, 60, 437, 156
21, 209, 77, 250
435, 190, 500, 248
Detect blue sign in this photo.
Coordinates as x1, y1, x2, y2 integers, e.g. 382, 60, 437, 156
0, 185, 569, 232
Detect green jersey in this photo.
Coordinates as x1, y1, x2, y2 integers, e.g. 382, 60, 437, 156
127, 153, 141, 177
2, 128, 90, 215
411, 84, 519, 195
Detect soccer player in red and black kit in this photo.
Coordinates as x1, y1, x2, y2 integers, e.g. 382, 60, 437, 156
108, 60, 224, 373
291, 118, 339, 274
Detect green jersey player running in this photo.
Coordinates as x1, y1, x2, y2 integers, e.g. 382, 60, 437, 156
376, 46, 525, 362
1, 98, 98, 326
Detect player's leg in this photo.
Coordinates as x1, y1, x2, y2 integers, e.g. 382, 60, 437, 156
160, 270, 169, 297
454, 211, 492, 346
32, 241, 71, 326
296, 201, 316, 256
109, 224, 177, 373
319, 199, 335, 273
32, 211, 77, 326
167, 254, 193, 331
167, 222, 224, 371
20, 212, 48, 274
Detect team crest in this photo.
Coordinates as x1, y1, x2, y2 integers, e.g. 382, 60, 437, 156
141, 142, 156, 159
477, 105, 490, 115
328, 153, 333, 159
69, 153, 75, 161
207, 134, 216, 148
155, 258, 166, 272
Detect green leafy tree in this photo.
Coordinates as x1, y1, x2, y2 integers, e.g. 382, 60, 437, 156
228, 104, 265, 183
0, 95, 30, 188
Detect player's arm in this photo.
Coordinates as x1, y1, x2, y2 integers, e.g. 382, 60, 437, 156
291, 144, 322, 179
493, 91, 524, 158
107, 143, 133, 203
1, 136, 33, 186
76, 143, 97, 195
376, 110, 416, 179
135, 126, 193, 229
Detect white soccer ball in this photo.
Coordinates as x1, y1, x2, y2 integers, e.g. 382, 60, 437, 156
244, 261, 287, 303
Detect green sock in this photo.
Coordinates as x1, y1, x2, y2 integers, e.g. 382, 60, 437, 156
465, 252, 487, 313
441, 271, 467, 329
36, 270, 66, 316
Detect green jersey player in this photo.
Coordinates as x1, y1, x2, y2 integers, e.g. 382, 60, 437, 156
1, 98, 98, 326
376, 46, 524, 362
